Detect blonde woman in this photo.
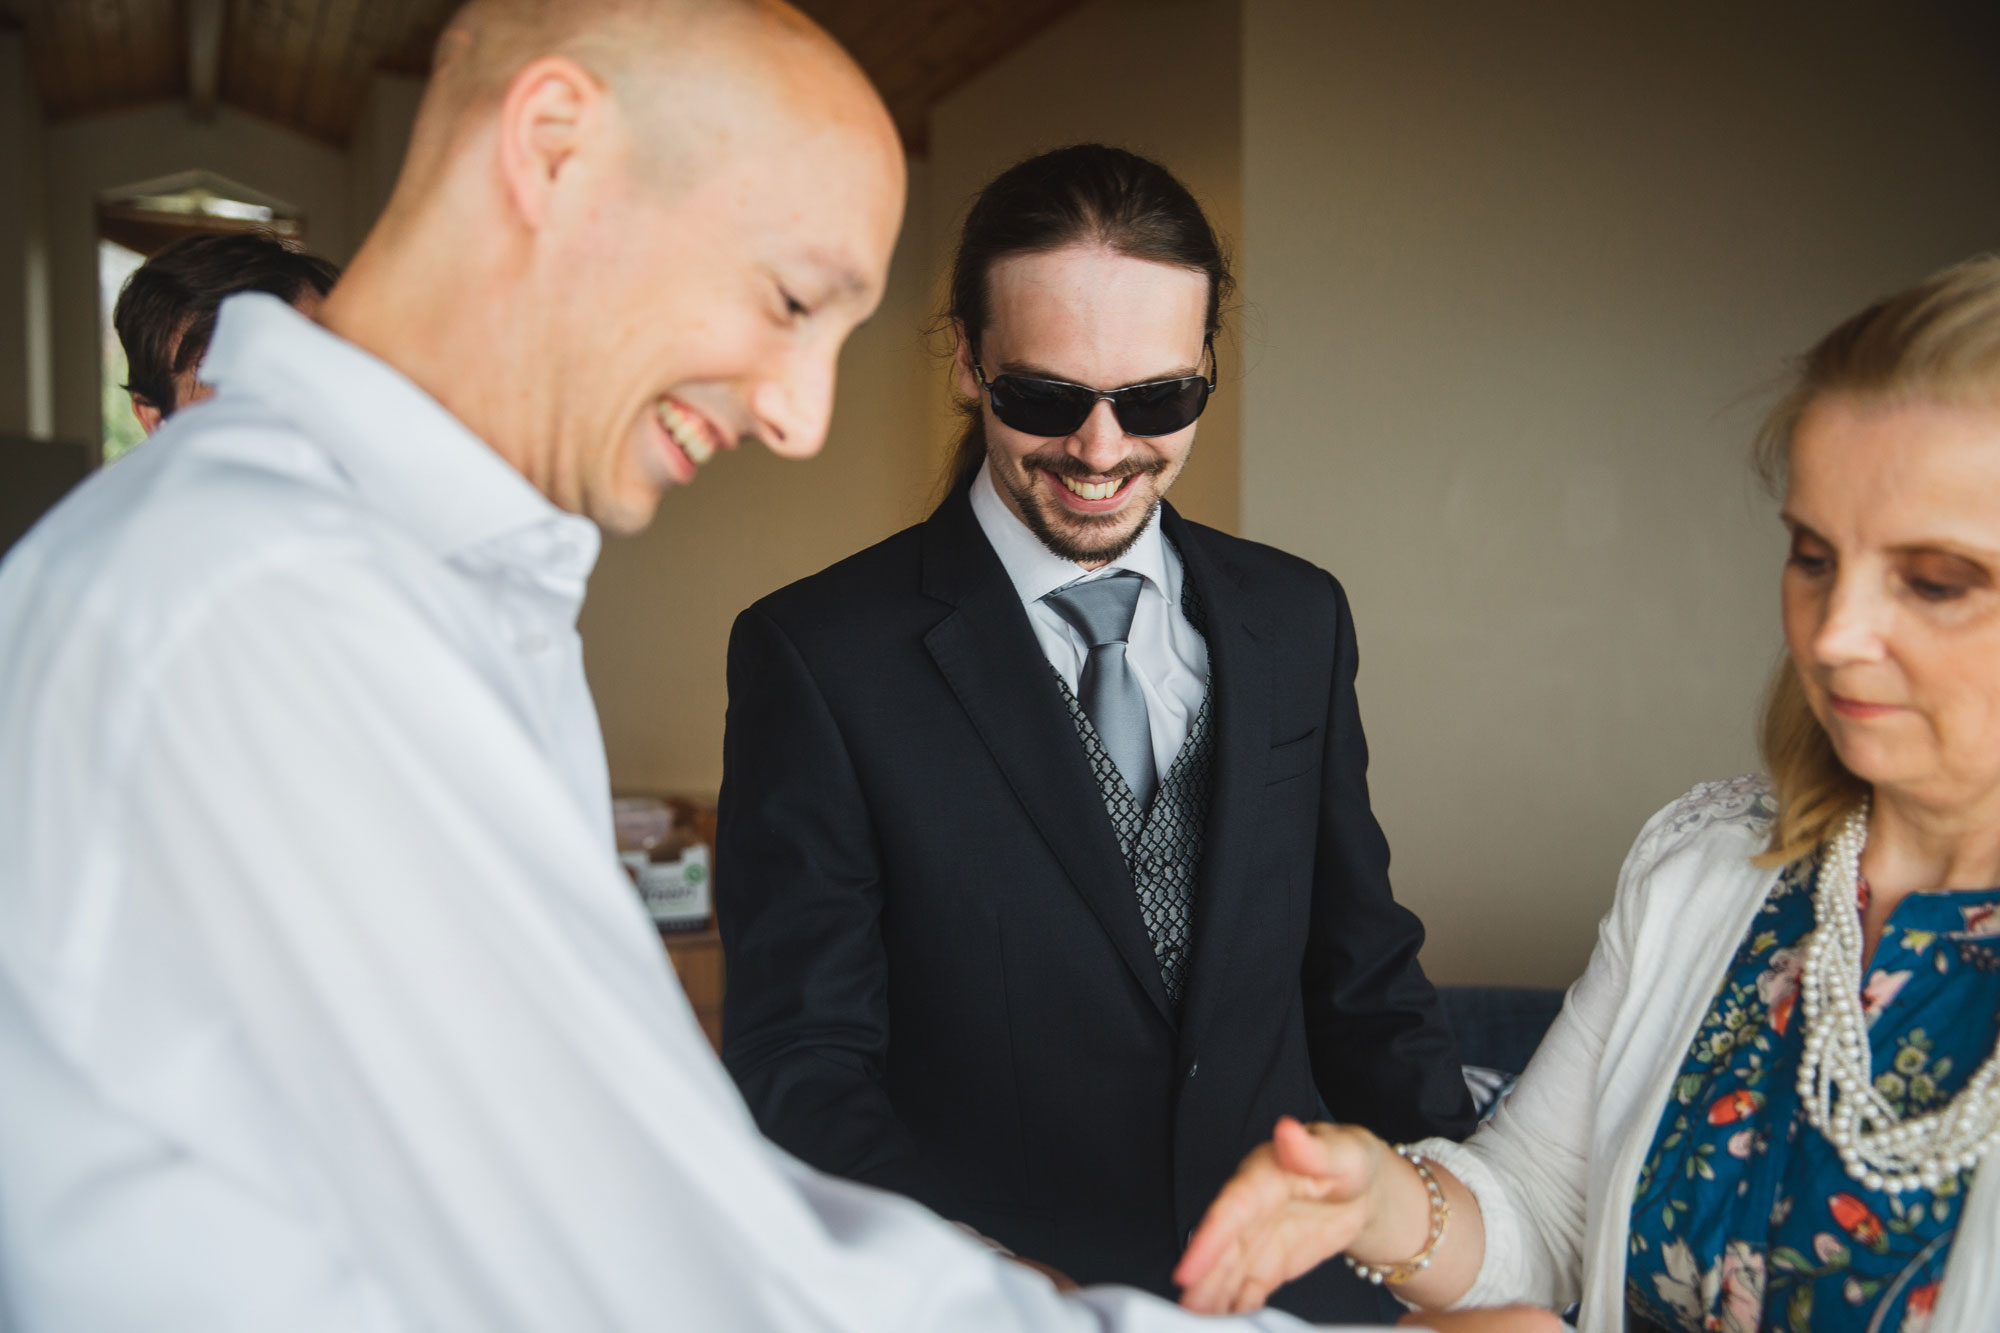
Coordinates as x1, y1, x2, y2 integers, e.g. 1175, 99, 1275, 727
1175, 257, 2000, 1333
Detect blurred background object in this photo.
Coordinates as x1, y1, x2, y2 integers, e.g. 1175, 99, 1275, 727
616, 794, 723, 1047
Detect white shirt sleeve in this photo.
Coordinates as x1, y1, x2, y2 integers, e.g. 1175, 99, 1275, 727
1408, 807, 1678, 1313
54, 551, 1319, 1332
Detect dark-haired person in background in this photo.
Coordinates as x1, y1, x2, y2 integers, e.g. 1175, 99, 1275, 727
114, 231, 340, 435
717, 143, 1476, 1324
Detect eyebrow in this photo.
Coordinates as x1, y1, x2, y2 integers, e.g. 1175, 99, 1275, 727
1782, 512, 2000, 564
992, 360, 1207, 388
802, 248, 872, 299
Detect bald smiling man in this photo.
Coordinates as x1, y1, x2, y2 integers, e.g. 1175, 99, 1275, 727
0, 3, 1337, 1330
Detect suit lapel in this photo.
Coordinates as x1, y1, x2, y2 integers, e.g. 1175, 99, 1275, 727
920, 488, 1177, 1026
1164, 508, 1274, 1039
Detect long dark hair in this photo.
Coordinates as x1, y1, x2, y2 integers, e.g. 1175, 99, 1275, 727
940, 144, 1235, 493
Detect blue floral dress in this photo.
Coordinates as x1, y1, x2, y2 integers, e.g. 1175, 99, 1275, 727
1624, 855, 2000, 1333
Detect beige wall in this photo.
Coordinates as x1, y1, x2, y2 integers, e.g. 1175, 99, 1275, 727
583, 162, 939, 794
44, 103, 354, 447
925, 0, 1244, 534
1242, 0, 2000, 985
347, 74, 425, 250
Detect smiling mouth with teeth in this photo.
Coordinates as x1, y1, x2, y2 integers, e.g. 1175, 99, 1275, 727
1054, 473, 1128, 502
656, 398, 718, 466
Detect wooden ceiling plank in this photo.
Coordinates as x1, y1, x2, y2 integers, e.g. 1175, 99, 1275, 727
794, 0, 907, 57
22, 0, 1080, 154
215, 0, 257, 117
299, 0, 365, 143
14, 0, 82, 118
108, 0, 145, 107
227, 0, 278, 122
269, 0, 323, 129
73, 0, 121, 112
188, 0, 225, 116
855, 10, 973, 106
106, 0, 140, 106
852, 0, 1000, 90
125, 0, 178, 104
370, 0, 452, 78
250, 0, 294, 122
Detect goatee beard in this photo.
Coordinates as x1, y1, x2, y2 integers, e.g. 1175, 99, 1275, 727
992, 448, 1163, 565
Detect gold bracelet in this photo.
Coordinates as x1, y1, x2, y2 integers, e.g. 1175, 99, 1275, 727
1342, 1144, 1449, 1285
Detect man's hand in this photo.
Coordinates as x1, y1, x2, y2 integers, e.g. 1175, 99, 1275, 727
1174, 1117, 1388, 1314
1009, 1254, 1080, 1292
1399, 1306, 1565, 1333
954, 1222, 1080, 1293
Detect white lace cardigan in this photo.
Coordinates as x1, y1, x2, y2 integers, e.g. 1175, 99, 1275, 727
1414, 776, 2000, 1332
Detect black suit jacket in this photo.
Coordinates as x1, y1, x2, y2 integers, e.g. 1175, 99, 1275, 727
717, 487, 1475, 1321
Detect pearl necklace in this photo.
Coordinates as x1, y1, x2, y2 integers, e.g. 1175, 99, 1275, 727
1796, 801, 2000, 1194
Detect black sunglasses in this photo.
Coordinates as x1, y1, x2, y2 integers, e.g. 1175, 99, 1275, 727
972, 340, 1216, 438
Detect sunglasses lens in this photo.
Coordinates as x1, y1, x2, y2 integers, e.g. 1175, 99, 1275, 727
983, 371, 1213, 437
987, 376, 1096, 436
1111, 377, 1210, 436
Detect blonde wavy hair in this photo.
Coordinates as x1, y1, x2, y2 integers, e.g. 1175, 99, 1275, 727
1753, 255, 2000, 866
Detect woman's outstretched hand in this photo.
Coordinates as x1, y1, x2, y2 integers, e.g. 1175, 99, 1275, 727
1174, 1116, 1386, 1314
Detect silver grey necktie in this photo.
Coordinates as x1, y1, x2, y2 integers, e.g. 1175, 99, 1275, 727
1043, 571, 1156, 809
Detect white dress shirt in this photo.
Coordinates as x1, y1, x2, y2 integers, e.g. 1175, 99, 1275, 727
0, 294, 1322, 1333
970, 461, 1210, 780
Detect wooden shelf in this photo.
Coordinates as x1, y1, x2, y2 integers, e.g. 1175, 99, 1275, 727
660, 924, 724, 1052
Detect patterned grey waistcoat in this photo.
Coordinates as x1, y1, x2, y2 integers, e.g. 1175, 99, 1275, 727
1050, 570, 1214, 1005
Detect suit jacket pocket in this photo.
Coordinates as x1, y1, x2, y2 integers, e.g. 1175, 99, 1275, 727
1265, 729, 1320, 785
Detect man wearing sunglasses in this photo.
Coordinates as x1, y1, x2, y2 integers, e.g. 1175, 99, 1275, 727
717, 144, 1475, 1324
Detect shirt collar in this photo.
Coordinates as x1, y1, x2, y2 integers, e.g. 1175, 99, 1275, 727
201, 293, 596, 571
969, 458, 1173, 605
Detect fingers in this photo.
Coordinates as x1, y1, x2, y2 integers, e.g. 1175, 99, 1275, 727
1174, 1140, 1289, 1288
1183, 1119, 1370, 1274
1275, 1117, 1377, 1196
1176, 1118, 1386, 1314
1179, 1200, 1366, 1314
1271, 1115, 1334, 1175
1007, 1254, 1079, 1293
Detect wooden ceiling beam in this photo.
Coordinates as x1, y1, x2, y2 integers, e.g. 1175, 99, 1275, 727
9, 0, 1092, 155
187, 0, 222, 119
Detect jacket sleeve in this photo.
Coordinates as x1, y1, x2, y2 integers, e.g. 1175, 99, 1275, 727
716, 605, 936, 1202
1300, 573, 1479, 1143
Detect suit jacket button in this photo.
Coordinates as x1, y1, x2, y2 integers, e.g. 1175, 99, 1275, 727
1186, 1058, 1198, 1079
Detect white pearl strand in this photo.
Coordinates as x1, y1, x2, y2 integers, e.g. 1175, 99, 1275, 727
1796, 801, 2000, 1195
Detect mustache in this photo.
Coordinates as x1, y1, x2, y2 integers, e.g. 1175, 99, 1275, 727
1024, 452, 1167, 482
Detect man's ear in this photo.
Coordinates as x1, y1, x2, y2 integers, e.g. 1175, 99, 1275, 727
131, 394, 164, 437
952, 322, 980, 400
496, 55, 603, 231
